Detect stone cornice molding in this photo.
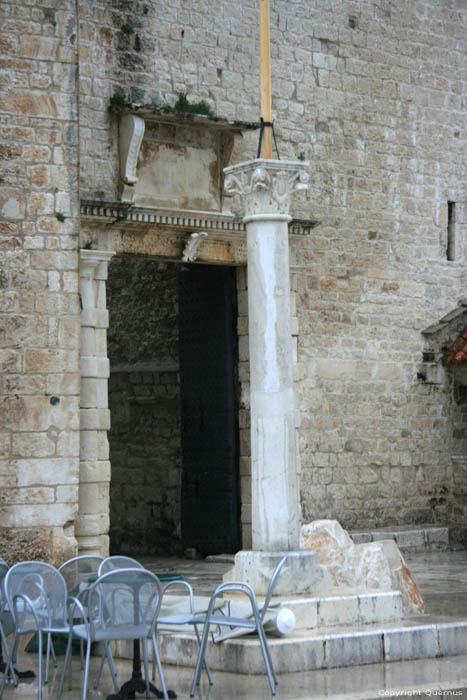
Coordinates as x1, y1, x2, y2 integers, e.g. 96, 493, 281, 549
80, 201, 317, 237
224, 158, 310, 218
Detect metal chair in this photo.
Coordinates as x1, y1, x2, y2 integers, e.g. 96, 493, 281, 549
153, 580, 212, 686
0, 562, 71, 700
190, 556, 288, 697
58, 555, 112, 685
0, 561, 13, 679
58, 555, 103, 599
58, 568, 169, 700
98, 556, 143, 576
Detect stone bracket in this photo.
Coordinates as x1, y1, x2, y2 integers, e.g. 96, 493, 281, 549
119, 114, 145, 203
181, 231, 208, 262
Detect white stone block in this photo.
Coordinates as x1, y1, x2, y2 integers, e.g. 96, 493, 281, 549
80, 308, 109, 329
15, 457, 79, 487
383, 625, 438, 662
56, 485, 79, 503
79, 481, 109, 514
325, 631, 383, 668
80, 408, 110, 430
79, 460, 111, 483
318, 595, 359, 626
1, 503, 77, 528
224, 550, 326, 595
75, 512, 109, 537
80, 356, 110, 378
359, 591, 403, 624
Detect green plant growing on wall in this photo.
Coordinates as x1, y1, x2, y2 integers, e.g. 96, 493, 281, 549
109, 93, 130, 111
164, 93, 215, 119
55, 212, 66, 222
121, 23, 134, 35
106, 208, 129, 226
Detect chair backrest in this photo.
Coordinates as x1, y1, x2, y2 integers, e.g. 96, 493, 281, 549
98, 556, 144, 576
86, 568, 162, 639
4, 562, 68, 633
58, 555, 104, 595
260, 556, 288, 621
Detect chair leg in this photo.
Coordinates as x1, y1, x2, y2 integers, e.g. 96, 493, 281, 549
256, 626, 276, 696
105, 642, 119, 693
151, 635, 168, 700
190, 622, 210, 697
45, 633, 51, 684
262, 634, 278, 686
81, 640, 92, 700
142, 639, 150, 699
57, 632, 73, 700
92, 651, 106, 690
37, 627, 43, 700
193, 624, 212, 686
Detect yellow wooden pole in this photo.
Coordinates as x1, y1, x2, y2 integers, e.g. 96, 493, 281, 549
259, 0, 272, 159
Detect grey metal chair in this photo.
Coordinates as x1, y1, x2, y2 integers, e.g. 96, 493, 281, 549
0, 561, 12, 679
153, 580, 212, 686
189, 556, 288, 697
58, 555, 112, 685
0, 562, 71, 700
58, 567, 169, 700
58, 555, 104, 598
98, 556, 144, 576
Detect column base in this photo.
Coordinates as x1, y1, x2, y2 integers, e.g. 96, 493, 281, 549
223, 550, 328, 595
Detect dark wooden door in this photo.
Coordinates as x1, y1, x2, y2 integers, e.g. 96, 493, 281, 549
178, 264, 240, 554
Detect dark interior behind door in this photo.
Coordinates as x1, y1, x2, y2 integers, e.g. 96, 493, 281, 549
178, 264, 240, 554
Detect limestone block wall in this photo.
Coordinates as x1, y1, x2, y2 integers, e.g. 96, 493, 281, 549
108, 370, 181, 555
107, 257, 181, 553
0, 0, 80, 564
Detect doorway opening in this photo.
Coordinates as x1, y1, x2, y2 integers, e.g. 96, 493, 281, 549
107, 255, 241, 557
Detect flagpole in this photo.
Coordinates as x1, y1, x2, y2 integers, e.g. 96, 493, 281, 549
259, 0, 272, 159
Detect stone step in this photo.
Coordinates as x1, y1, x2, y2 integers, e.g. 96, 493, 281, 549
268, 589, 403, 629
350, 525, 450, 551
154, 614, 467, 675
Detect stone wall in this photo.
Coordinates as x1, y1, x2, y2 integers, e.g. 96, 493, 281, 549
107, 257, 181, 554
108, 370, 181, 555
0, 0, 80, 564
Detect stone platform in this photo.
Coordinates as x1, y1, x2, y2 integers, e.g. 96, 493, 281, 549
152, 614, 467, 675
131, 540, 467, 678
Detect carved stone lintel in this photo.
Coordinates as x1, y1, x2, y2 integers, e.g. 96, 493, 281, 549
119, 114, 145, 188
224, 158, 309, 219
181, 231, 208, 262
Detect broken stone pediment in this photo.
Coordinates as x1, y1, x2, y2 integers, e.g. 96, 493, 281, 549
117, 106, 258, 210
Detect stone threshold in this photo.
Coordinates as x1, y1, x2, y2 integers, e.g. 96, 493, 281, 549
150, 614, 467, 675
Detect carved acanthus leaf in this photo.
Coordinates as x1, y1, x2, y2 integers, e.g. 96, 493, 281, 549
224, 159, 310, 217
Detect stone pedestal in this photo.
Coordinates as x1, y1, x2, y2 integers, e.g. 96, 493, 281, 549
224, 550, 323, 595
77, 249, 114, 556
223, 158, 310, 591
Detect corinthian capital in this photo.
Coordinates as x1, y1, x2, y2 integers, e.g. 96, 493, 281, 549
224, 158, 309, 218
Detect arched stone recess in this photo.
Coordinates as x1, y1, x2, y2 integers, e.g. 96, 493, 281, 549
78, 249, 115, 556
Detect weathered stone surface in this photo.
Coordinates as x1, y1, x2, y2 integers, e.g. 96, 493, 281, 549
301, 520, 425, 614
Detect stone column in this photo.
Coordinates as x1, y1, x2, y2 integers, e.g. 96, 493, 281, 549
77, 249, 114, 556
223, 160, 320, 593
225, 159, 308, 550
